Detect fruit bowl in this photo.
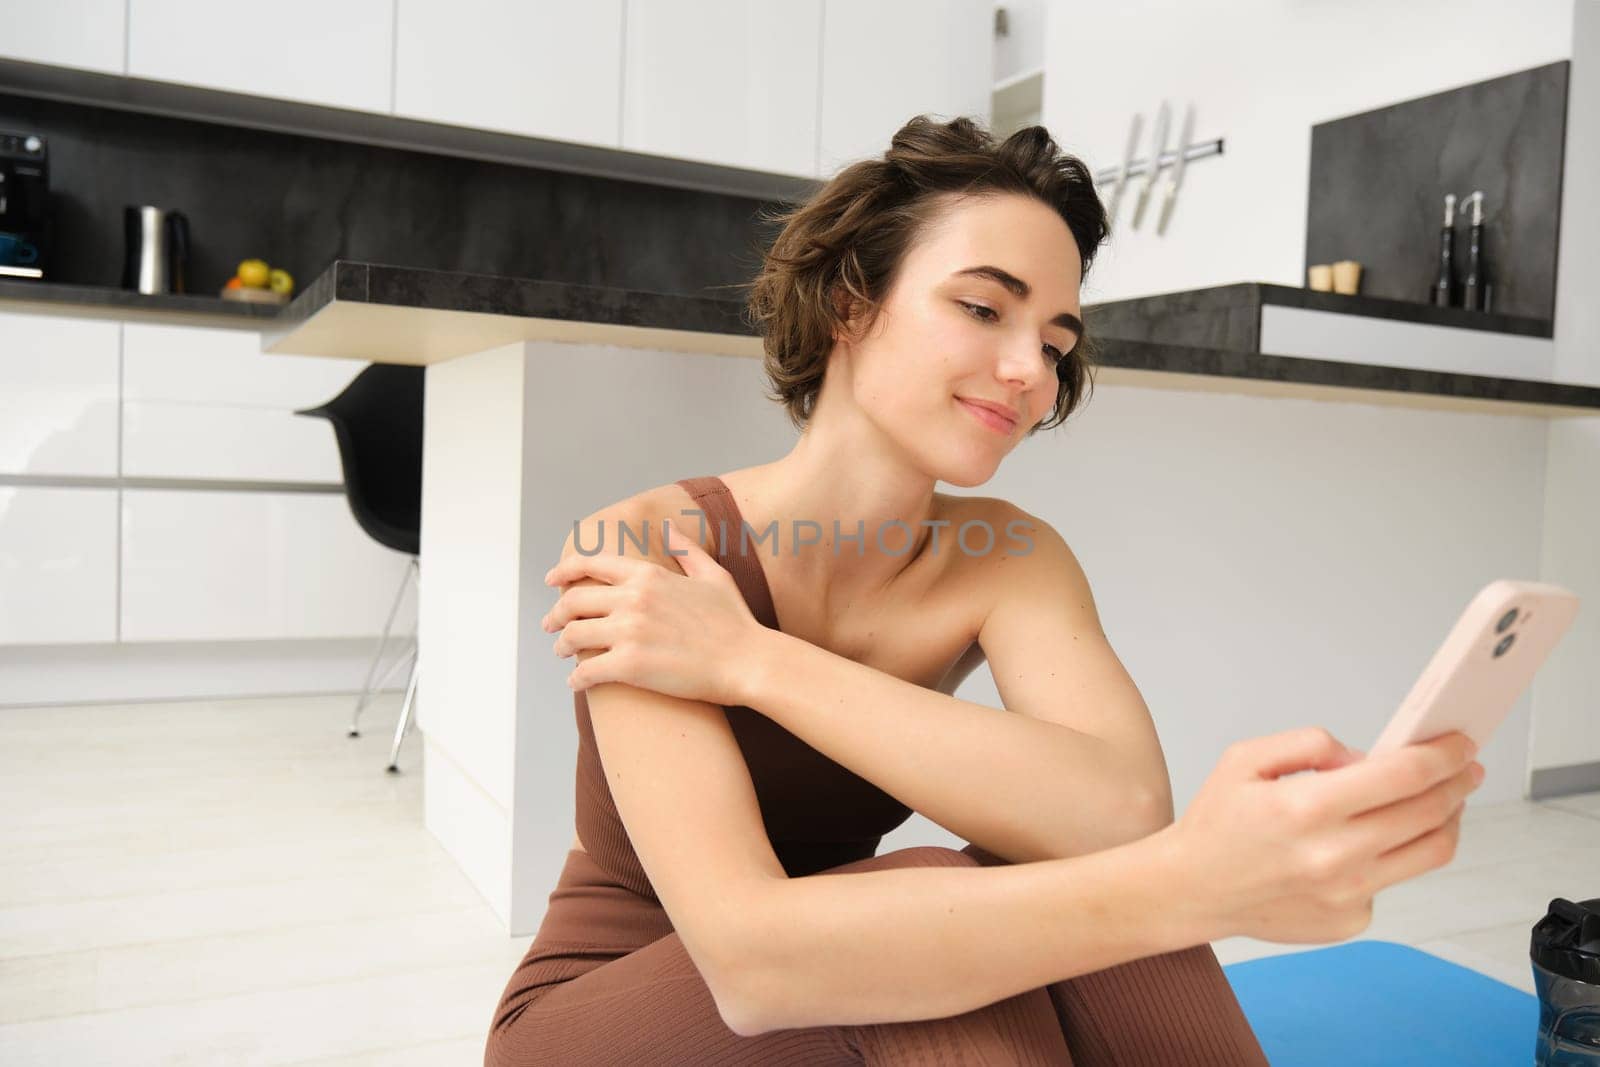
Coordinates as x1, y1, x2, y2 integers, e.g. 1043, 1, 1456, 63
220, 286, 289, 305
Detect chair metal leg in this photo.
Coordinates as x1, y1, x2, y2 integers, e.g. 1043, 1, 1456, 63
365, 638, 416, 698
351, 556, 419, 737
386, 647, 421, 774
355, 643, 416, 726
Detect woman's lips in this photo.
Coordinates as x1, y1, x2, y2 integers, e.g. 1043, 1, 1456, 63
957, 397, 1017, 434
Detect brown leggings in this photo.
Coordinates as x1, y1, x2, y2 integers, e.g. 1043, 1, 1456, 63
484, 843, 1269, 1066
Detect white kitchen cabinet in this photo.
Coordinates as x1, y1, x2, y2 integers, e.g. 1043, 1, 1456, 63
0, 487, 118, 644
0, 0, 127, 75
621, 0, 821, 176
121, 402, 342, 483
394, 0, 624, 147
127, 0, 395, 113
120, 489, 415, 642
120, 322, 358, 484
0, 312, 119, 477
122, 323, 360, 410
817, 0, 994, 177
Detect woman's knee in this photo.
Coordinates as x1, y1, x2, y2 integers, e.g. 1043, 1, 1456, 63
845, 983, 1072, 1065
869, 845, 985, 870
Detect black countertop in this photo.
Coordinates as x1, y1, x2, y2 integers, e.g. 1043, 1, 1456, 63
1077, 281, 1593, 416
1083, 281, 1554, 350
0, 275, 283, 329
274, 260, 751, 339
5, 262, 1599, 416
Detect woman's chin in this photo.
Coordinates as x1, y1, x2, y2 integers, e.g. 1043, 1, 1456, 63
936, 455, 1002, 489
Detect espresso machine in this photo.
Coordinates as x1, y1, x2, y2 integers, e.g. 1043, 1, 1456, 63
0, 129, 49, 280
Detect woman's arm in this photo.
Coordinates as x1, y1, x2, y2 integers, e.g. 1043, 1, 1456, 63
737, 631, 1169, 864
729, 503, 1173, 864
732, 726, 1481, 1036
728, 825, 1204, 1035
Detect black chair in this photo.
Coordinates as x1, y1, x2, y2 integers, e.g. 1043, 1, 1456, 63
296, 364, 425, 773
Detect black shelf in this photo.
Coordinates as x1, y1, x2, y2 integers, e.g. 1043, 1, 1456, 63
0, 277, 284, 328
1085, 282, 1551, 355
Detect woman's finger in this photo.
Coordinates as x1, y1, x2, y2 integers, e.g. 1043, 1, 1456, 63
1335, 762, 1481, 861
1299, 732, 1476, 820
552, 616, 613, 658
568, 649, 622, 692
1365, 803, 1466, 894
543, 584, 626, 632
662, 518, 714, 574
544, 549, 645, 588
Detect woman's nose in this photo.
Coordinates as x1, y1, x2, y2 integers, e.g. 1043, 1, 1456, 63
999, 338, 1051, 385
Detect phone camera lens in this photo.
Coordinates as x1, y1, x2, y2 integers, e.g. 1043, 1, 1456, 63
1493, 632, 1516, 658
1495, 608, 1518, 634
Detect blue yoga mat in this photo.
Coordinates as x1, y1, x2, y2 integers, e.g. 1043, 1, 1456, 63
1222, 939, 1538, 1066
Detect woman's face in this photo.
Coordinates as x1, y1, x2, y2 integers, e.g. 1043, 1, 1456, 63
831, 191, 1085, 488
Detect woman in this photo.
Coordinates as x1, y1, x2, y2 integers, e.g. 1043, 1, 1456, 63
483, 116, 1483, 1065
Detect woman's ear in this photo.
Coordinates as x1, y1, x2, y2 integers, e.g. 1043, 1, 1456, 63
828, 284, 851, 342
829, 285, 867, 345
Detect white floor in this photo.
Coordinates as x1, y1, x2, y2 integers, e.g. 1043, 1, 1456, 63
1, 694, 1596, 1066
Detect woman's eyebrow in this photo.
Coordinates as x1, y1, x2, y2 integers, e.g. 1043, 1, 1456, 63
950, 265, 1083, 336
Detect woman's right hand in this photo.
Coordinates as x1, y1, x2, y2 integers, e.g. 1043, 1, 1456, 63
1161, 726, 1485, 944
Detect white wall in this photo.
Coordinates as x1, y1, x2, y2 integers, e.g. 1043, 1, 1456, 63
1042, 0, 1575, 305
1532, 0, 1600, 776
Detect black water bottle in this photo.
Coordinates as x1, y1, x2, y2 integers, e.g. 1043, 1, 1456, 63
1430, 192, 1457, 308
1460, 191, 1485, 312
1531, 897, 1600, 1065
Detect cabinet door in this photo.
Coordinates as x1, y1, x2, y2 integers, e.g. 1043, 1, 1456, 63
621, 0, 821, 176
121, 405, 344, 484
121, 323, 361, 484
123, 323, 360, 409
0, 312, 119, 477
127, 0, 395, 113
0, 0, 126, 74
394, 0, 624, 147
0, 487, 118, 644
818, 0, 994, 177
120, 489, 415, 642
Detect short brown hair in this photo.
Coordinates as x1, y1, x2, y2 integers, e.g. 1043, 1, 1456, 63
744, 115, 1109, 436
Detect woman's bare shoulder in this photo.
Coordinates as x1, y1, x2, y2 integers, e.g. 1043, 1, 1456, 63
562, 481, 711, 566
578, 480, 692, 520
933, 492, 1046, 542
932, 492, 1065, 602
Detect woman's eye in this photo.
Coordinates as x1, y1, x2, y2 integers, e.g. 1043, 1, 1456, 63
960, 300, 1068, 364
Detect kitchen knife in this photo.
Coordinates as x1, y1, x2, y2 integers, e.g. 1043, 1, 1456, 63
1132, 101, 1170, 229
1157, 103, 1195, 235
1104, 113, 1143, 229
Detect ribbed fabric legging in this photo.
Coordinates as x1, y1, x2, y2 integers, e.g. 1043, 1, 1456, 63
483, 842, 1269, 1066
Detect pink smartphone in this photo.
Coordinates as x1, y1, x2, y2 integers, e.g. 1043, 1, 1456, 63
1369, 579, 1581, 755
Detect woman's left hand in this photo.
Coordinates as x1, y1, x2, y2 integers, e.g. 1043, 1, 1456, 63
540, 519, 767, 706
